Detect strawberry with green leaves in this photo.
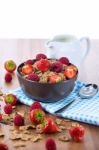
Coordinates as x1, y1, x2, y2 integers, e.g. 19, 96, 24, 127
4, 60, 16, 73
69, 125, 85, 142
4, 94, 17, 106
30, 108, 45, 125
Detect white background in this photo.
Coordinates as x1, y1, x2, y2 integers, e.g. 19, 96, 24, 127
0, 0, 99, 39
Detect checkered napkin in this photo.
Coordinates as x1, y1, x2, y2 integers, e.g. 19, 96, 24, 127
12, 81, 99, 126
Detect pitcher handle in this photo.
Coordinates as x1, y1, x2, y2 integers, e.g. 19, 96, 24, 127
46, 40, 54, 49
80, 37, 90, 59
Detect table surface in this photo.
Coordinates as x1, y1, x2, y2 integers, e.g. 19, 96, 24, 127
0, 39, 99, 150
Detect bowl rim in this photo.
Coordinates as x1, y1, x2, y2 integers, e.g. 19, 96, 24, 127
17, 60, 78, 85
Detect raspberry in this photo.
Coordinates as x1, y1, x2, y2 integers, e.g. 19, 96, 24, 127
26, 73, 39, 81
37, 59, 50, 72
4, 104, 12, 114
30, 102, 43, 111
5, 73, 12, 83
0, 114, 2, 121
59, 57, 69, 65
50, 62, 62, 73
14, 114, 24, 126
36, 53, 47, 60
45, 137, 56, 150
0, 144, 8, 150
25, 59, 33, 65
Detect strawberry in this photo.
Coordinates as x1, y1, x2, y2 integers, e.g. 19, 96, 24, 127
0, 144, 8, 150
4, 60, 16, 73
30, 109, 45, 125
4, 94, 17, 105
21, 64, 33, 75
37, 59, 50, 72
42, 118, 60, 133
64, 65, 77, 79
48, 74, 63, 83
69, 125, 85, 142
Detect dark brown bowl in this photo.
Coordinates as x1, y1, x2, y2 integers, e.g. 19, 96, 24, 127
17, 63, 78, 103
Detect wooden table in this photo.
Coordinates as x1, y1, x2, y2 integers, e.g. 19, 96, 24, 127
0, 39, 99, 150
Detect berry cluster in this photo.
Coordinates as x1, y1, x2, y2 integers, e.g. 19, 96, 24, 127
4, 60, 16, 83
19, 53, 78, 83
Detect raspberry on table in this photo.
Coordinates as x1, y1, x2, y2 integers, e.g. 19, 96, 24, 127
5, 72, 12, 83
14, 114, 24, 126
4, 104, 13, 114
30, 102, 43, 111
45, 137, 57, 150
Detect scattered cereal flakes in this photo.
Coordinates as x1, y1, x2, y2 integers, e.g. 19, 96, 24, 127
59, 126, 66, 130
0, 131, 4, 137
21, 134, 31, 141
9, 126, 15, 131
31, 134, 42, 142
9, 133, 22, 140
55, 119, 62, 125
36, 124, 43, 134
71, 122, 80, 127
17, 112, 25, 117
12, 106, 16, 109
25, 124, 36, 130
19, 126, 26, 131
0, 90, 3, 96
0, 98, 3, 101
14, 141, 26, 148
23, 130, 30, 134
58, 134, 71, 142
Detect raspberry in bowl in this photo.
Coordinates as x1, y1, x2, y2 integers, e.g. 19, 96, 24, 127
17, 53, 78, 102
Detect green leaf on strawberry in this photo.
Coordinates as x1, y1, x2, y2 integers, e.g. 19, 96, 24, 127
30, 108, 45, 125
4, 60, 16, 73
4, 94, 17, 106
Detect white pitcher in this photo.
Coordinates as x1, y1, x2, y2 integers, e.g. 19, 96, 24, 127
46, 35, 90, 68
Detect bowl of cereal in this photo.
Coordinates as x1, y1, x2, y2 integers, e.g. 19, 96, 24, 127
17, 53, 78, 103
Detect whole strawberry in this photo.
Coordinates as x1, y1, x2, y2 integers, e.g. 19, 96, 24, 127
0, 143, 8, 150
45, 137, 57, 150
5, 72, 12, 83
4, 94, 17, 105
69, 125, 85, 142
14, 114, 24, 126
4, 60, 16, 73
37, 59, 50, 72
30, 108, 45, 125
4, 104, 13, 114
30, 102, 43, 111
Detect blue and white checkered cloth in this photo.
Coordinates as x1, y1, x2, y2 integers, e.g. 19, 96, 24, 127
12, 81, 99, 126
